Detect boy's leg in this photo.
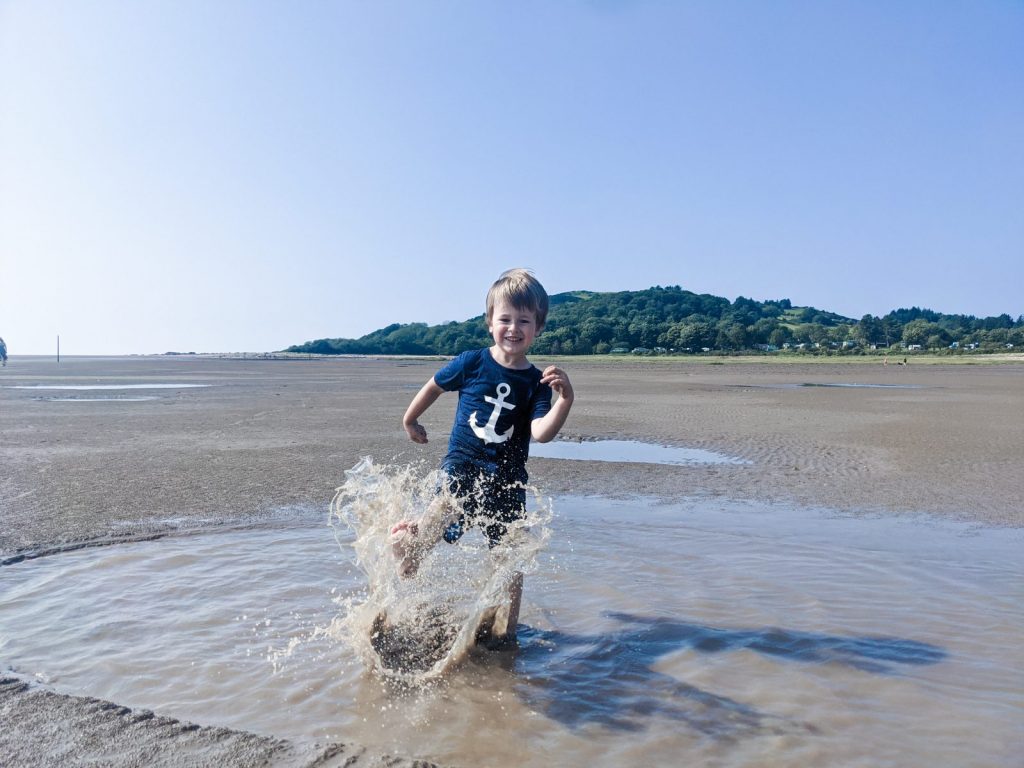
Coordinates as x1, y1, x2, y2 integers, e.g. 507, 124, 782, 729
391, 466, 469, 577
478, 481, 526, 647
391, 466, 474, 578
389, 521, 421, 578
476, 571, 523, 649
390, 496, 453, 577
497, 571, 523, 642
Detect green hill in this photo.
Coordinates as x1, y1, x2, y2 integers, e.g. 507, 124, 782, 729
287, 286, 1022, 356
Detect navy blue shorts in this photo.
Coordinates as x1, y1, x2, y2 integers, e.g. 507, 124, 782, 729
439, 464, 526, 546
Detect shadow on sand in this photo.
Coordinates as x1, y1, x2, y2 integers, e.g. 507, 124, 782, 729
501, 612, 946, 735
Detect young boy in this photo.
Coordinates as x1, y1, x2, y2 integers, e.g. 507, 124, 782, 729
390, 268, 574, 643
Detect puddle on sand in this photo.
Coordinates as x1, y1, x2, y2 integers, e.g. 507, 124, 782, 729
7, 383, 211, 390
1, 489, 1021, 767
36, 396, 160, 402
530, 438, 748, 465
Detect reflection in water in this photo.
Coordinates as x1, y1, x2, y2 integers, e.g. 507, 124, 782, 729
511, 612, 945, 734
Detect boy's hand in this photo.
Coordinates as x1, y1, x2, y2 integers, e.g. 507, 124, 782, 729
531, 365, 575, 442
541, 365, 574, 402
405, 420, 428, 444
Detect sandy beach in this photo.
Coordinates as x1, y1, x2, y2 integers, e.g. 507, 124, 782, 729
2, 354, 1022, 766
3, 355, 1022, 555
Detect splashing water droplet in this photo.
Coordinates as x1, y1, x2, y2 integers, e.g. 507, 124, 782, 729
327, 457, 553, 684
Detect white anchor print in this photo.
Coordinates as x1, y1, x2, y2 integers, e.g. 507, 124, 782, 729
469, 382, 515, 444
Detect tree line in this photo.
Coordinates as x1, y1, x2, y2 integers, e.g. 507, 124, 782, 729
287, 286, 1023, 356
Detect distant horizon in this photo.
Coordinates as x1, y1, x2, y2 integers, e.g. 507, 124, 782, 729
4, 284, 1021, 357
5, 281, 1022, 356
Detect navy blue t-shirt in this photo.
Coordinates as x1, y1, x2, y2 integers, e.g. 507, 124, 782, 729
434, 348, 552, 482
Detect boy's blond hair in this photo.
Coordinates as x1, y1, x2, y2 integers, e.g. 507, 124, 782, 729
485, 268, 549, 329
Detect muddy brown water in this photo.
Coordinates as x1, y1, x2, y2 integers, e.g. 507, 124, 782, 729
1, 490, 1021, 767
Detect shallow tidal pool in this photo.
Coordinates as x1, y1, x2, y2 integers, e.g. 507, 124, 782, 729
1, 495, 1021, 767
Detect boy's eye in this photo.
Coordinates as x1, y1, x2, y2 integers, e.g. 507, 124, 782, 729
496, 314, 532, 325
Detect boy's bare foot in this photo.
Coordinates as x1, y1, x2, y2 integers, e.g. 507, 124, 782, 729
472, 571, 524, 650
473, 604, 518, 650
390, 521, 422, 577
474, 606, 498, 645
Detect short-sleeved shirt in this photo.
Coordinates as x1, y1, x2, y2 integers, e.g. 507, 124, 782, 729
434, 348, 552, 484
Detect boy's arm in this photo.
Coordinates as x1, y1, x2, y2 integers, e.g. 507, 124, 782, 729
403, 379, 445, 443
531, 365, 574, 443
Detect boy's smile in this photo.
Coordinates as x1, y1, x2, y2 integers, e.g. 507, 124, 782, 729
488, 299, 540, 368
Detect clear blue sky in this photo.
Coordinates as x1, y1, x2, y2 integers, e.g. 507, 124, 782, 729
2, 1, 1021, 355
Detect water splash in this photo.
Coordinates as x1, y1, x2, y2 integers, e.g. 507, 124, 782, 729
326, 457, 553, 684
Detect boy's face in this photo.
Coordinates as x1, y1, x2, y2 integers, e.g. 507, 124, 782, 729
488, 299, 541, 362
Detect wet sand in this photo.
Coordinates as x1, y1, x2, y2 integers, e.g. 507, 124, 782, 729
2, 354, 1023, 765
